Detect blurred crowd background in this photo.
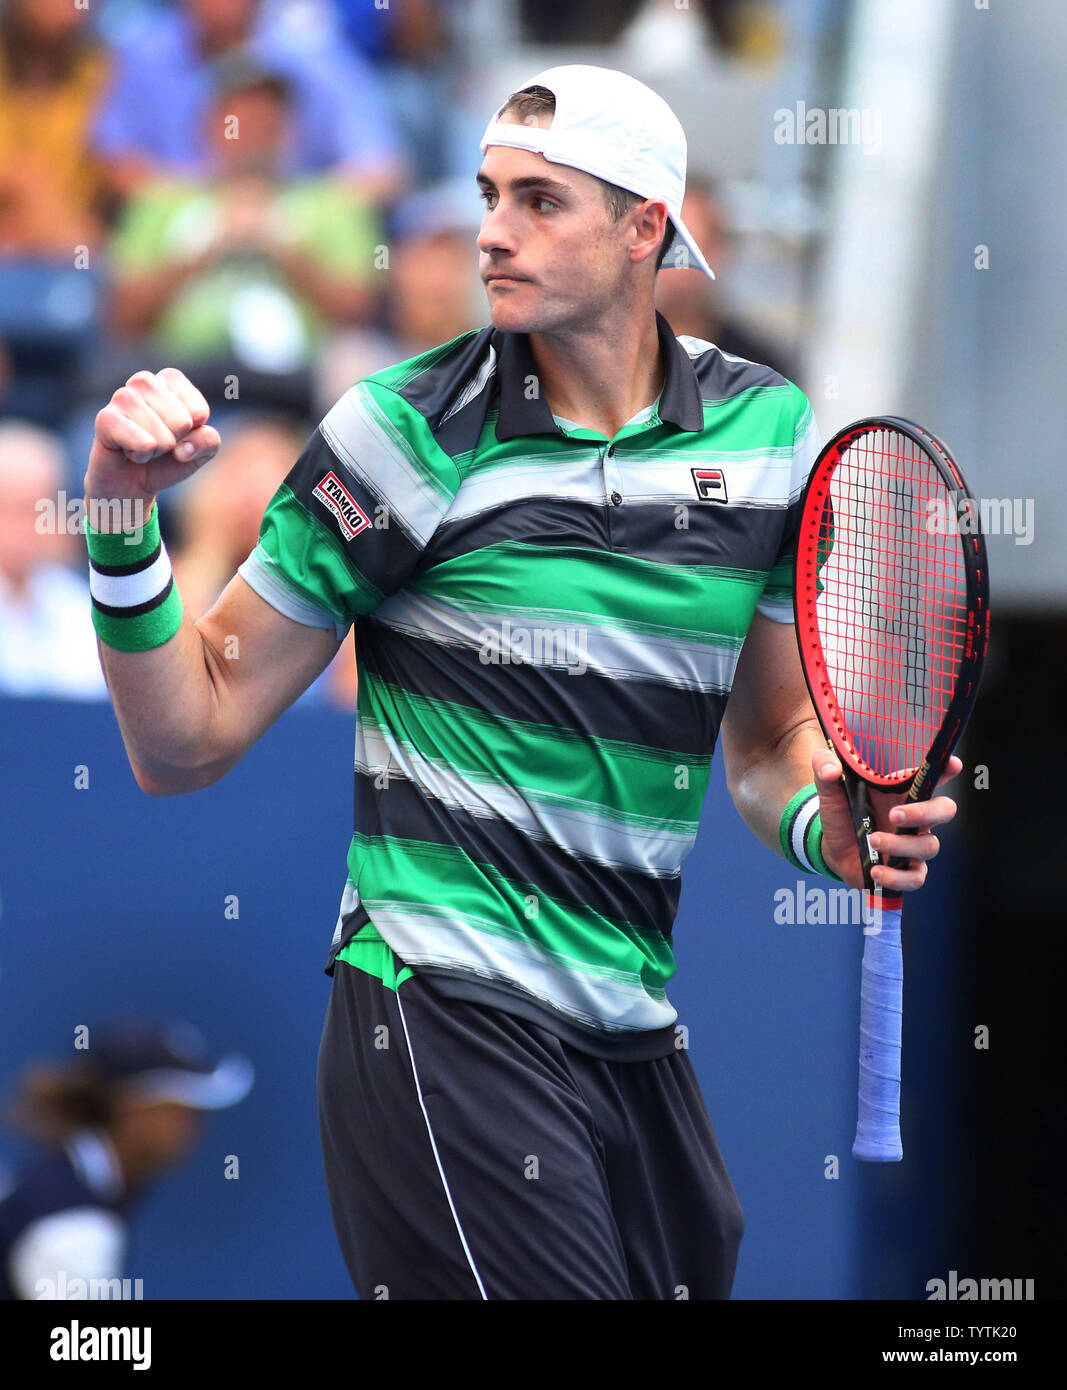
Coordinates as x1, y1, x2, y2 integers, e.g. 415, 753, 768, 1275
0, 0, 1063, 1300
0, 0, 813, 706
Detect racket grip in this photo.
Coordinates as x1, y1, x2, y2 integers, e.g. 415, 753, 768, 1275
852, 899, 904, 1162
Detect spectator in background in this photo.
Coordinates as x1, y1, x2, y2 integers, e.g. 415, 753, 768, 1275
171, 414, 351, 705
655, 176, 799, 382
0, 421, 105, 701
521, 0, 780, 59
0, 0, 111, 255
329, 0, 467, 185
92, 0, 406, 206
0, 0, 111, 427
315, 179, 485, 412
519, 0, 645, 44
0, 1022, 252, 1300
106, 57, 381, 419
172, 414, 307, 624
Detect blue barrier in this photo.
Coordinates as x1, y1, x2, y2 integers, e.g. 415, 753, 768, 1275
0, 694, 943, 1298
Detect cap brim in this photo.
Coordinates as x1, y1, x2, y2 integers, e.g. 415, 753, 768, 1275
127, 1055, 254, 1110
661, 214, 715, 280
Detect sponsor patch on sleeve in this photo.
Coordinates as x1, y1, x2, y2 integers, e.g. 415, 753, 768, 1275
313, 472, 371, 540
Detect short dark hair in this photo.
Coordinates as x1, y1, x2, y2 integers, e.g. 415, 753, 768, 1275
498, 85, 677, 269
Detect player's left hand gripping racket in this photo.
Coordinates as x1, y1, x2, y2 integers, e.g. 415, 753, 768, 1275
793, 417, 990, 1161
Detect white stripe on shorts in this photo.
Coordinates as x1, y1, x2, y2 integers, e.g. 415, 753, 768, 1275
394, 987, 489, 1300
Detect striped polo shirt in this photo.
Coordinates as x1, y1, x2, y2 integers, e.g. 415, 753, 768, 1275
238, 311, 818, 1059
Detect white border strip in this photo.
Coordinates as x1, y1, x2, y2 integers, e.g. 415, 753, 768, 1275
89, 546, 171, 609
791, 794, 820, 874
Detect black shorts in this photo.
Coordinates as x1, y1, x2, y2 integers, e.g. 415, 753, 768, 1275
316, 958, 745, 1300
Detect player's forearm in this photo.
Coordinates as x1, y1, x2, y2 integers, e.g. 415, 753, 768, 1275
86, 493, 234, 794
724, 714, 828, 859
95, 609, 238, 796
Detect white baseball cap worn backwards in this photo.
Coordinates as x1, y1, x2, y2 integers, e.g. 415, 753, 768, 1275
479, 64, 715, 281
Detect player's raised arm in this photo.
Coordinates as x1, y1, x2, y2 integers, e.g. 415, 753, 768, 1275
84, 368, 342, 796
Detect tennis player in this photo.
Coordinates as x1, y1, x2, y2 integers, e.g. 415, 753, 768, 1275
83, 66, 960, 1299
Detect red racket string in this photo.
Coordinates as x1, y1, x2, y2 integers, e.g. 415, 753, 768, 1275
813, 429, 969, 781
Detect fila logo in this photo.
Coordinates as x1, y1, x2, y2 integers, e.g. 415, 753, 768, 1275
692, 468, 728, 502
313, 471, 371, 540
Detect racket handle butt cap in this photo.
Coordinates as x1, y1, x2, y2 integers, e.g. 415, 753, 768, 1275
852, 1137, 903, 1162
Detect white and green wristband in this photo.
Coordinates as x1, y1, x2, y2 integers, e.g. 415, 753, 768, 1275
779, 783, 842, 880
86, 506, 183, 652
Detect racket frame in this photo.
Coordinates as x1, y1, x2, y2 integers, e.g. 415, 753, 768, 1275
793, 414, 990, 888
791, 415, 990, 1162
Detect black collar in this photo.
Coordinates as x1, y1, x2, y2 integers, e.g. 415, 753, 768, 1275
492, 310, 704, 441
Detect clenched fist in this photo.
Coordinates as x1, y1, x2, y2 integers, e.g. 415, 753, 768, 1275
85, 368, 221, 526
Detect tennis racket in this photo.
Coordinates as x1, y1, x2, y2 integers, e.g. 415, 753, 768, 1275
793, 417, 990, 1161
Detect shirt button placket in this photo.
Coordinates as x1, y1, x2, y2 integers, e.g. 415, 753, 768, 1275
604, 442, 624, 507
602, 442, 625, 552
